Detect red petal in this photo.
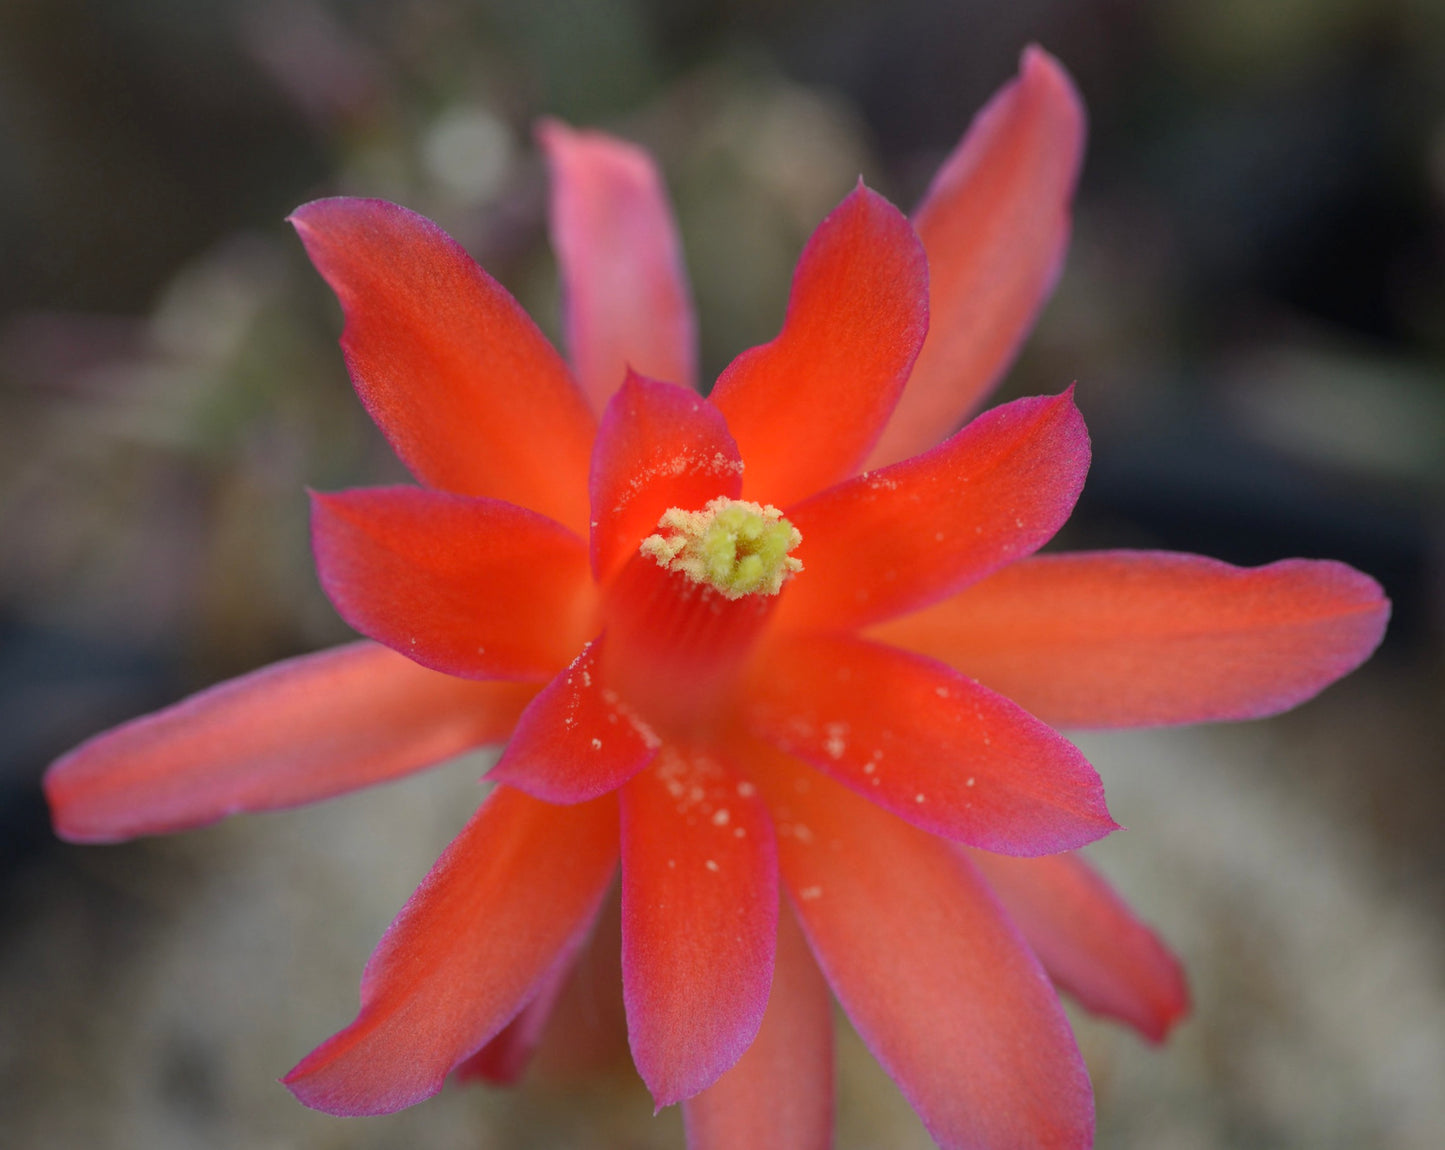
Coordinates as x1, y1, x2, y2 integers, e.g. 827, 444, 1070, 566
778, 389, 1089, 633
44, 642, 534, 843
530, 889, 633, 1080
620, 743, 778, 1107
284, 786, 618, 1115
869, 551, 1390, 728
452, 928, 579, 1085
710, 183, 929, 508
870, 47, 1085, 467
539, 121, 696, 407
489, 635, 661, 802
682, 901, 833, 1150
745, 743, 1094, 1150
589, 372, 743, 583
290, 198, 594, 533
466, 889, 634, 1086
967, 849, 1190, 1042
310, 487, 594, 680
745, 635, 1116, 855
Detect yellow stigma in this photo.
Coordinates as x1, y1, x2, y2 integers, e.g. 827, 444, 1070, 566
640, 497, 803, 599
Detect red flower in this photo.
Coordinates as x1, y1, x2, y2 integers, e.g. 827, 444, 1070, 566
45, 48, 1388, 1149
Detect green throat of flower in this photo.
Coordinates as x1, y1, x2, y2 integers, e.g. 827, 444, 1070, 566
640, 497, 803, 600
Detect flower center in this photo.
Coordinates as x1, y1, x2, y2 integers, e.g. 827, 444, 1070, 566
601, 499, 802, 733
639, 497, 802, 600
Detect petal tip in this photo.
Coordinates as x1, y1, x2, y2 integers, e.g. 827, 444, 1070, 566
1138, 950, 1192, 1044
1018, 43, 1087, 126
287, 195, 394, 239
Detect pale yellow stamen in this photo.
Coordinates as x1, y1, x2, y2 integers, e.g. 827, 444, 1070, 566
640, 497, 803, 599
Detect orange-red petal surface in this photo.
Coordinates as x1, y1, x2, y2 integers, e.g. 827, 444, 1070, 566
489, 636, 661, 802
869, 47, 1085, 467
589, 372, 743, 583
290, 198, 594, 533
452, 924, 582, 1085
745, 635, 1116, 855
45, 642, 534, 843
710, 183, 929, 507
778, 389, 1089, 633
870, 551, 1390, 728
311, 487, 593, 681
529, 891, 633, 1080
284, 786, 618, 1115
748, 745, 1095, 1150
683, 901, 833, 1150
540, 120, 696, 407
621, 744, 778, 1107
967, 849, 1190, 1042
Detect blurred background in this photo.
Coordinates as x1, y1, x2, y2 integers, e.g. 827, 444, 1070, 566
2, 0, 1443, 1147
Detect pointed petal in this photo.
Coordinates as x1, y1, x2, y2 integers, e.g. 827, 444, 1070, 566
589, 373, 743, 583
621, 743, 778, 1107
745, 635, 1115, 855
746, 744, 1094, 1150
870, 552, 1391, 728
310, 486, 593, 680
870, 47, 1085, 467
778, 389, 1088, 633
284, 786, 618, 1115
967, 849, 1190, 1042
489, 635, 661, 802
290, 198, 594, 533
45, 642, 534, 843
539, 120, 696, 407
683, 901, 833, 1150
710, 184, 929, 507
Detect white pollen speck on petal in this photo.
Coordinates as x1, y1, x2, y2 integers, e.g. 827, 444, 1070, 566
590, 737, 602, 750
736, 780, 756, 798
734, 827, 746, 838
915, 793, 926, 803
705, 859, 720, 872
668, 858, 676, 868
799, 886, 823, 901
712, 809, 730, 826
793, 824, 814, 845
966, 777, 976, 787
862, 761, 876, 775
1015, 517, 1024, 527
935, 686, 949, 698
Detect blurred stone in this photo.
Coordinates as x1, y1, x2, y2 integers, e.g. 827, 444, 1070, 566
422, 105, 516, 207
